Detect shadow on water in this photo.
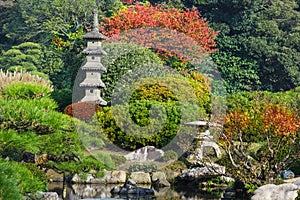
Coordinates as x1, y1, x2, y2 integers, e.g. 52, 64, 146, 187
48, 182, 249, 200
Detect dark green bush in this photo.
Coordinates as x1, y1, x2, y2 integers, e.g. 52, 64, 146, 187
226, 88, 300, 112
2, 82, 52, 99
51, 88, 72, 111
289, 159, 300, 176
162, 150, 178, 162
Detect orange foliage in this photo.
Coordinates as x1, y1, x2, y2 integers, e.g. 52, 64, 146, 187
262, 104, 300, 136
100, 3, 218, 60
224, 103, 300, 140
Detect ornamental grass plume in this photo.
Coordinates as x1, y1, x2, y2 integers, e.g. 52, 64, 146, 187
0, 69, 52, 91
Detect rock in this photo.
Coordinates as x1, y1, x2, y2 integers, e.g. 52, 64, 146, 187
165, 170, 180, 183
220, 175, 235, 183
37, 192, 60, 200
124, 146, 164, 162
130, 171, 152, 184
284, 177, 300, 184
71, 170, 126, 184
46, 169, 64, 182
178, 164, 225, 181
111, 178, 155, 197
251, 183, 300, 200
71, 173, 104, 184
108, 170, 127, 183
71, 184, 112, 198
152, 172, 171, 187
125, 178, 136, 186
281, 170, 295, 180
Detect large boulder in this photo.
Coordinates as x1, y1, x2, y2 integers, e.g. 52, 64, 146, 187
124, 146, 164, 162
130, 171, 151, 184
152, 172, 171, 187
281, 170, 295, 180
177, 163, 225, 181
105, 171, 126, 184
251, 183, 300, 200
46, 169, 64, 182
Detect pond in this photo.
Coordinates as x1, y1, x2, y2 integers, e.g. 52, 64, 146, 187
48, 182, 250, 200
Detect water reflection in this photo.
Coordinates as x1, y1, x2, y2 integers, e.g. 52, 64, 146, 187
48, 182, 227, 200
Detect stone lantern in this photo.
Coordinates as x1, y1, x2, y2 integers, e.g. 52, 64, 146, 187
79, 9, 107, 105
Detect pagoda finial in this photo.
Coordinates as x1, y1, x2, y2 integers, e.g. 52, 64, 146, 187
92, 9, 99, 32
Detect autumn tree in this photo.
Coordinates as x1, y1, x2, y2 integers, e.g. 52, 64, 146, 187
100, 2, 218, 61
220, 91, 300, 189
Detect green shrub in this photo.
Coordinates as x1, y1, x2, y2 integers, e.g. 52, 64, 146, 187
128, 75, 211, 116
40, 131, 83, 158
0, 161, 23, 200
46, 155, 107, 174
0, 159, 47, 200
2, 82, 52, 99
226, 88, 300, 112
100, 42, 164, 104
0, 98, 72, 134
95, 100, 200, 150
162, 150, 178, 162
51, 88, 72, 111
128, 164, 157, 173
0, 130, 41, 161
95, 152, 115, 169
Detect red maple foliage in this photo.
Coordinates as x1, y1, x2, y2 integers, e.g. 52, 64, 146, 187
64, 102, 102, 122
100, 3, 218, 62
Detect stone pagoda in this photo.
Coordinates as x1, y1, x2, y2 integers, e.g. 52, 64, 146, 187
79, 9, 107, 105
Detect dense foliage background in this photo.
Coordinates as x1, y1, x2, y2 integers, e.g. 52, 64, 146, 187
0, 0, 300, 198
